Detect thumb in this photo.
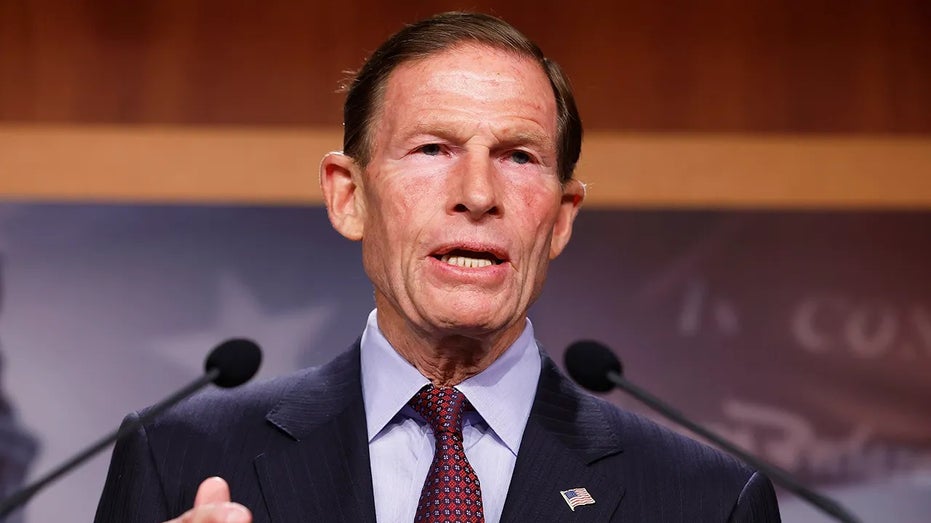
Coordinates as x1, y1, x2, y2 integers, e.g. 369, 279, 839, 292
193, 476, 232, 506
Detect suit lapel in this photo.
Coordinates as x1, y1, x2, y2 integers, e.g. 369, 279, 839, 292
249, 344, 625, 522
500, 355, 626, 522
255, 343, 377, 523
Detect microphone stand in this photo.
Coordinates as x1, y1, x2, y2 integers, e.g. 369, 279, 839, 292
0, 368, 220, 518
606, 371, 861, 523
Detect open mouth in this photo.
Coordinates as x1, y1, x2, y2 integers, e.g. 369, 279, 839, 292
432, 249, 505, 268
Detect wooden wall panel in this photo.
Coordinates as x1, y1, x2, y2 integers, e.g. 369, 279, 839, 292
1, 0, 928, 133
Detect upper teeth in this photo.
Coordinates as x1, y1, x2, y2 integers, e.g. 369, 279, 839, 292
441, 254, 493, 268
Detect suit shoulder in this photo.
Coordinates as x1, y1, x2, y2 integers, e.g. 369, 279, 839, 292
593, 392, 755, 482
139, 363, 325, 437
580, 393, 780, 521
536, 357, 755, 486
143, 344, 361, 430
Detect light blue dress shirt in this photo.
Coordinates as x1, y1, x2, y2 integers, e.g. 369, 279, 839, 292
360, 309, 542, 523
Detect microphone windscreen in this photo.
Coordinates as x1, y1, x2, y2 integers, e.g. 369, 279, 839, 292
205, 338, 262, 388
564, 340, 623, 392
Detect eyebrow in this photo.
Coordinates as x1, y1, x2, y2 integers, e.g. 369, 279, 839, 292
499, 130, 551, 149
402, 122, 463, 142
403, 122, 553, 150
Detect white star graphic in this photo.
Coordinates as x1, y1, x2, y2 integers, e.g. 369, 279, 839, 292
148, 272, 334, 380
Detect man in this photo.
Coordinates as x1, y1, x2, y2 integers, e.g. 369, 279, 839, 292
95, 12, 781, 523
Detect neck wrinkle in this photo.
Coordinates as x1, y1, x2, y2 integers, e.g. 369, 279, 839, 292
377, 310, 524, 387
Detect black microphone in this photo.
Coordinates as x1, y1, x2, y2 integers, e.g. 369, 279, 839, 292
0, 338, 262, 519
565, 340, 861, 523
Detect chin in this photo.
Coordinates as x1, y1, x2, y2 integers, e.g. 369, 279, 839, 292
424, 306, 514, 337
409, 286, 525, 335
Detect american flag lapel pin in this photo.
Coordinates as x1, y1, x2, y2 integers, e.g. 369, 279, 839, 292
560, 487, 596, 511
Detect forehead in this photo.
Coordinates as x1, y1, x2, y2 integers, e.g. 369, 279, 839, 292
372, 44, 557, 142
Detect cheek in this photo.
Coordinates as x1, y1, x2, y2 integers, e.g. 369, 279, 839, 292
367, 174, 413, 227
397, 177, 438, 208
517, 183, 546, 209
373, 164, 444, 212
509, 181, 562, 241
364, 175, 439, 263
505, 170, 561, 208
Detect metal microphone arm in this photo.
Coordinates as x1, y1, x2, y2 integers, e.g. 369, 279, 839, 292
607, 370, 861, 523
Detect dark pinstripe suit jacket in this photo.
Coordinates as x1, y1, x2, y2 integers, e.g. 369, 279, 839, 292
94, 341, 781, 522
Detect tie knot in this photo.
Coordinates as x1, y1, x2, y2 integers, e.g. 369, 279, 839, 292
409, 385, 469, 435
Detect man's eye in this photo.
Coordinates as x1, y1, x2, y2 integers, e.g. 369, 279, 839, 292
509, 151, 533, 165
418, 144, 443, 156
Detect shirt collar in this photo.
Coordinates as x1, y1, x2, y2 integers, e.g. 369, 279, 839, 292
360, 309, 541, 456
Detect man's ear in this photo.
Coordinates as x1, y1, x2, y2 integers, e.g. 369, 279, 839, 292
320, 151, 365, 241
549, 178, 585, 259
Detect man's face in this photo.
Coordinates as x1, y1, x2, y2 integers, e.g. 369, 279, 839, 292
327, 44, 583, 345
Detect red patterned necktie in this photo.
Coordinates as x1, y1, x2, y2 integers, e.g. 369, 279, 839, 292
409, 386, 484, 522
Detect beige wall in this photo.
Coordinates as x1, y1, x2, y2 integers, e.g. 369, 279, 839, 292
2, 125, 929, 208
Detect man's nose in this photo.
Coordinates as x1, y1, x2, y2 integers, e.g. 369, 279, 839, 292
451, 154, 501, 220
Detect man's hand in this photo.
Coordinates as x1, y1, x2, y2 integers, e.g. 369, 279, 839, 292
164, 476, 252, 523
